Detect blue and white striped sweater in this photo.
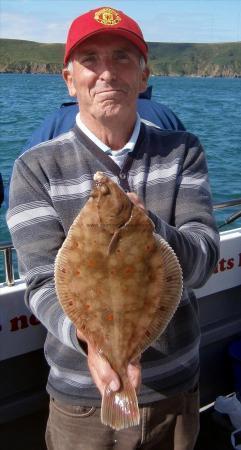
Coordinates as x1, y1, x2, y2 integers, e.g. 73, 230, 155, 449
7, 122, 219, 405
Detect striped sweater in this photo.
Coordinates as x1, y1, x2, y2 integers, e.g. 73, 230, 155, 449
7, 122, 219, 405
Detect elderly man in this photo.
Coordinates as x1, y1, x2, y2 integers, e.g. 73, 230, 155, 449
7, 6, 219, 450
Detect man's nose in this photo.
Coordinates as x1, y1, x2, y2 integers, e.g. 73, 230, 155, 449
98, 58, 117, 81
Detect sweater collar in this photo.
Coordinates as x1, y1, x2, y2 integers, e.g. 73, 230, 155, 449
75, 112, 141, 156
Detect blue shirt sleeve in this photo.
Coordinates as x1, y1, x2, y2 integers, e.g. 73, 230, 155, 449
22, 102, 79, 153
137, 99, 186, 131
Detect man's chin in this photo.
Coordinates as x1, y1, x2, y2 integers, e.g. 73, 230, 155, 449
97, 103, 125, 120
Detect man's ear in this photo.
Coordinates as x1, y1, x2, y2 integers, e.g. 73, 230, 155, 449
139, 65, 150, 94
62, 68, 77, 97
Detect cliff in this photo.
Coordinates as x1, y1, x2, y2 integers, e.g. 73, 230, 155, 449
0, 39, 241, 77
0, 39, 63, 73
148, 42, 241, 77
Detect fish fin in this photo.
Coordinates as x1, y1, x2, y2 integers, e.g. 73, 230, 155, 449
101, 377, 140, 430
131, 235, 183, 360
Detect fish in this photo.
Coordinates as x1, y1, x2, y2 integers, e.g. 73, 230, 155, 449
55, 171, 183, 430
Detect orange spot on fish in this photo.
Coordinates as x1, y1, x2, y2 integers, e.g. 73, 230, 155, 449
124, 266, 135, 275
110, 268, 117, 275
106, 313, 113, 321
87, 259, 96, 268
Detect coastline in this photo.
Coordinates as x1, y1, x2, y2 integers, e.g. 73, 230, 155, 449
1, 39, 240, 78
1, 71, 240, 78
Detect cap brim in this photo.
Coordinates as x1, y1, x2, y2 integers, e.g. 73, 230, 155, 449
64, 28, 148, 65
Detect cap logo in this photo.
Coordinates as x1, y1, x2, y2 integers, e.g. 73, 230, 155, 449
94, 8, 121, 26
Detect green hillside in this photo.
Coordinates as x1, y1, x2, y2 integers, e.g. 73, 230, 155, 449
0, 38, 241, 76
148, 42, 241, 76
0, 39, 64, 73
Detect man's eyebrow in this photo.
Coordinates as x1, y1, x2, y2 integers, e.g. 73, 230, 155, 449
75, 45, 139, 59
114, 45, 136, 52
114, 46, 141, 57
79, 45, 134, 53
78, 49, 97, 56
113, 48, 130, 53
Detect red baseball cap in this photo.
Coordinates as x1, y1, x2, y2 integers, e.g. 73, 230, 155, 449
64, 6, 148, 65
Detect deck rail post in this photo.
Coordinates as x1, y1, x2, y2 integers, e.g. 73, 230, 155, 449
0, 242, 15, 286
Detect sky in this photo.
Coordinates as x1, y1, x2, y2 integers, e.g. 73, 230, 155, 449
0, 0, 241, 44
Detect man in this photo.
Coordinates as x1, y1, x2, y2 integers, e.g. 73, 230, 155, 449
7, 6, 219, 450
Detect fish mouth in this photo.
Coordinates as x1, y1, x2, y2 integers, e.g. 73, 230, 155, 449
94, 172, 107, 183
93, 172, 110, 195
94, 170, 106, 181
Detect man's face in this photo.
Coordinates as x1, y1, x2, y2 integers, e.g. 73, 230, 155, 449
63, 34, 149, 124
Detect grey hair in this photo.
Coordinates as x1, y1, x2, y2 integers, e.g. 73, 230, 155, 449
139, 56, 146, 71
66, 60, 73, 72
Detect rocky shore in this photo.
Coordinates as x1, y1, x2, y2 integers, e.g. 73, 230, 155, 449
1, 39, 240, 77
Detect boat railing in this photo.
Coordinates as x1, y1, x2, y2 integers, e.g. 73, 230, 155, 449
1, 198, 241, 287
214, 198, 241, 209
0, 241, 15, 287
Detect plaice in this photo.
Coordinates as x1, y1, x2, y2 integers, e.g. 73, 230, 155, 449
55, 171, 183, 430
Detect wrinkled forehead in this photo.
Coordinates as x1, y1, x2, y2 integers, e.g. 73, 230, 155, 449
72, 33, 142, 59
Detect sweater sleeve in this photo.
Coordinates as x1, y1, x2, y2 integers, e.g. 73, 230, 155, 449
7, 157, 85, 354
148, 138, 220, 288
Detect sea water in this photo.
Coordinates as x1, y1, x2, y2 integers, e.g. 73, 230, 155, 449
0, 74, 241, 282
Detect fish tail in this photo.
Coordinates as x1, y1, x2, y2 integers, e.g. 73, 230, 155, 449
101, 378, 140, 430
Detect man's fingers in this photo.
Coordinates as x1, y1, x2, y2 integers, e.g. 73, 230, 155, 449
127, 360, 141, 391
77, 329, 141, 396
87, 344, 120, 396
127, 192, 145, 210
76, 328, 86, 342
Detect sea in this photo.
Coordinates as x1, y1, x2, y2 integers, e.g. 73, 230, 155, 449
0, 74, 241, 282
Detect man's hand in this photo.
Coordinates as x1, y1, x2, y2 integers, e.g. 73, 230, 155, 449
77, 329, 141, 395
127, 192, 145, 210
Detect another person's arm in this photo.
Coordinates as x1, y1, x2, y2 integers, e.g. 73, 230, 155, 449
137, 98, 186, 131
21, 102, 78, 153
